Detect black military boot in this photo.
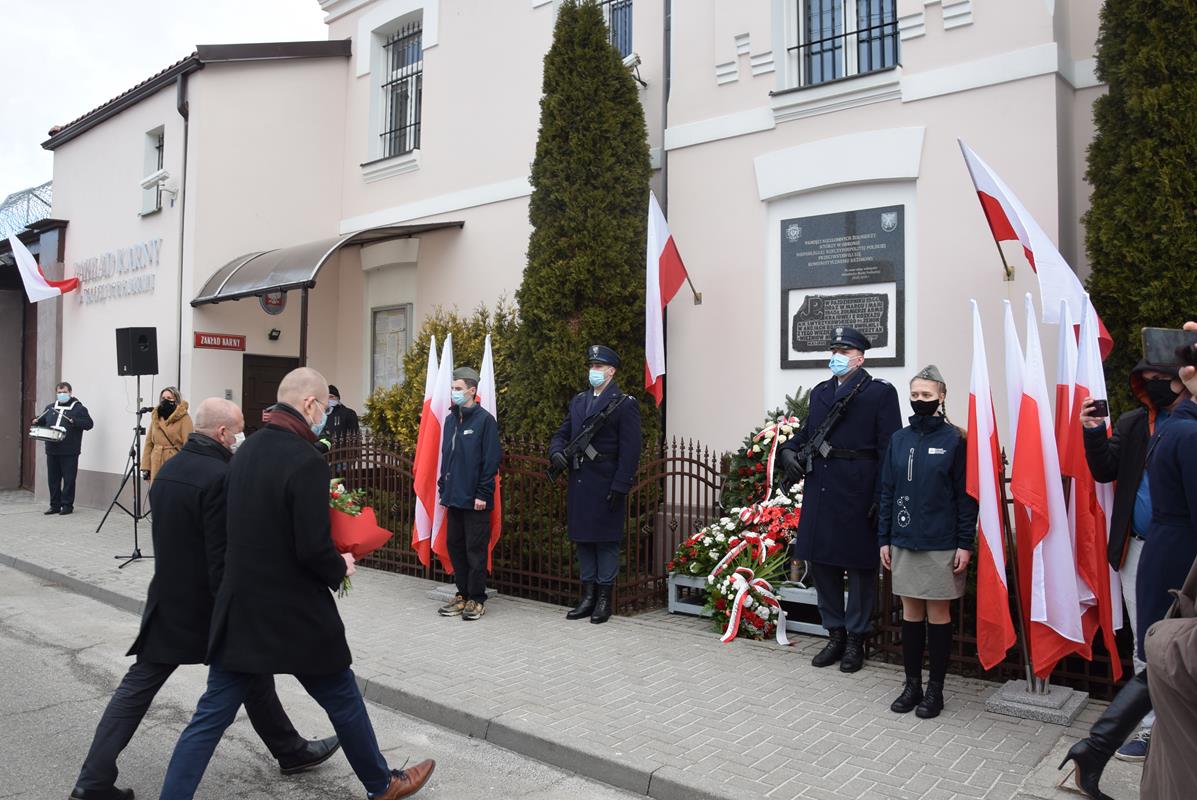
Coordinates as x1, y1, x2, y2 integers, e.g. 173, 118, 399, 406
892, 619, 925, 712
812, 627, 846, 667
566, 581, 596, 620
840, 632, 865, 673
1057, 671, 1150, 800
590, 585, 613, 624
891, 679, 923, 713
916, 681, 944, 718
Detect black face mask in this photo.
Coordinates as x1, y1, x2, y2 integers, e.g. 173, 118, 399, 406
911, 399, 940, 417
158, 399, 177, 418
1144, 379, 1179, 410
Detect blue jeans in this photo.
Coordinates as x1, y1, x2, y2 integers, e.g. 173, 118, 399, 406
576, 541, 620, 586
159, 666, 391, 799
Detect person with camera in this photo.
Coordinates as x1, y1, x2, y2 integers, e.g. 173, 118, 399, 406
34, 381, 93, 515
435, 367, 501, 621
549, 345, 641, 625
778, 327, 902, 673
141, 386, 193, 482
878, 366, 976, 719
1061, 323, 1197, 800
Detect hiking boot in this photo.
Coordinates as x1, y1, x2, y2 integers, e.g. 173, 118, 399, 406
462, 600, 486, 621
437, 594, 466, 617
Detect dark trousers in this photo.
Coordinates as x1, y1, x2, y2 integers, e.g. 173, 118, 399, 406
811, 562, 876, 635
75, 659, 303, 791
446, 507, 491, 603
47, 453, 79, 510
576, 541, 620, 586
160, 666, 390, 799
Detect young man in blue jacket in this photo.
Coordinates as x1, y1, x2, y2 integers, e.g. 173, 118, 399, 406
437, 367, 502, 621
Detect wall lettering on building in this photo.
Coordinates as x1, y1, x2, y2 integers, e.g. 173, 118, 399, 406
780, 206, 905, 369
72, 238, 163, 305
193, 332, 247, 351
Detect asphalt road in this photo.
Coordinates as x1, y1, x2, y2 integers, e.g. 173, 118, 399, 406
0, 565, 643, 800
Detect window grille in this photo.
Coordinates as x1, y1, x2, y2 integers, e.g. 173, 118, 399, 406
791, 0, 897, 87
600, 0, 633, 58
380, 21, 423, 158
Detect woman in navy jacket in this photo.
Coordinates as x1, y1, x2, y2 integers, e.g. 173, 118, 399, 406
878, 365, 978, 719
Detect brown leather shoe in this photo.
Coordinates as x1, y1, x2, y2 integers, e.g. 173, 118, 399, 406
375, 759, 435, 799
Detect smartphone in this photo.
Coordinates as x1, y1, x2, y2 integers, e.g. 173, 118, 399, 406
1088, 399, 1109, 418
1142, 327, 1197, 368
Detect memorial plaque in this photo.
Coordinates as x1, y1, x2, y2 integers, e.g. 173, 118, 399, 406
780, 205, 905, 368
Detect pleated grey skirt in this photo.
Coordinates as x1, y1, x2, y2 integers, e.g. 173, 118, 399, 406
891, 546, 966, 600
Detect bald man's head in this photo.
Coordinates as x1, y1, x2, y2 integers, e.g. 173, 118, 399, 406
277, 367, 329, 427
194, 398, 244, 450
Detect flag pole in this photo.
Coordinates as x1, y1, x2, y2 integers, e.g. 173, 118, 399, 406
999, 448, 1038, 692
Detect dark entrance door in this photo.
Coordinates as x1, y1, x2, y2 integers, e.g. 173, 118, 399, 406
242, 355, 299, 436
21, 296, 37, 489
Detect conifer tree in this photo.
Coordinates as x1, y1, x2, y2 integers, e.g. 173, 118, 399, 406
507, 0, 654, 441
1084, 0, 1197, 412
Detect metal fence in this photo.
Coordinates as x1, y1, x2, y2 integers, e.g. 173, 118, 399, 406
325, 434, 723, 615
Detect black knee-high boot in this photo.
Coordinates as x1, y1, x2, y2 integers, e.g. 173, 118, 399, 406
918, 622, 952, 718
891, 620, 925, 713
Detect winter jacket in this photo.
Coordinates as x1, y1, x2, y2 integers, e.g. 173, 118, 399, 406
142, 400, 194, 479
438, 403, 501, 509
34, 397, 94, 456
324, 403, 360, 440
878, 414, 977, 552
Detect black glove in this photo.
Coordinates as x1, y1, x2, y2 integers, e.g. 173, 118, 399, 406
778, 448, 804, 484
606, 490, 627, 511
550, 451, 569, 472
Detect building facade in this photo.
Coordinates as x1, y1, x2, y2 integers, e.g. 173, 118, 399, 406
33, 0, 1103, 506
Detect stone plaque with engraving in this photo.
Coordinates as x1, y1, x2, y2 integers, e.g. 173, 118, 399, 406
780, 205, 905, 368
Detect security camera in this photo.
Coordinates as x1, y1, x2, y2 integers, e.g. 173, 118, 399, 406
140, 168, 169, 190
622, 52, 641, 69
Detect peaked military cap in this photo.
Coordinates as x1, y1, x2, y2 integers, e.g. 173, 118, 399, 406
828, 326, 871, 351
452, 366, 480, 383
913, 364, 946, 385
587, 344, 621, 368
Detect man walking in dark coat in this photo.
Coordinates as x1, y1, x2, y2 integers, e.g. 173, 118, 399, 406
159, 369, 435, 800
34, 380, 93, 515
549, 345, 642, 624
325, 384, 360, 441
780, 327, 902, 672
436, 366, 501, 621
69, 398, 336, 800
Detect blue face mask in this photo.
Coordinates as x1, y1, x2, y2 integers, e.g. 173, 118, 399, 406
588, 369, 606, 388
56, 392, 70, 404
451, 390, 467, 406
828, 353, 853, 377
310, 407, 328, 436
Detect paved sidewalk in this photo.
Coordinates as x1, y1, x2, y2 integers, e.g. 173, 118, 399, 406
0, 491, 1143, 800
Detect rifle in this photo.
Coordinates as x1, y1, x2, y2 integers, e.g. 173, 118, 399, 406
793, 375, 872, 476
547, 394, 628, 481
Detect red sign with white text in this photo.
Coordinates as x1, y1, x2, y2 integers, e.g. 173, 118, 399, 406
194, 332, 247, 351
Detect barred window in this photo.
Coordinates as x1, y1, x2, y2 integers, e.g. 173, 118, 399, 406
794, 0, 897, 87
600, 0, 633, 58
380, 21, 423, 159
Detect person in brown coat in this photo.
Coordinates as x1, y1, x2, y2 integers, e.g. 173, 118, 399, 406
142, 386, 193, 480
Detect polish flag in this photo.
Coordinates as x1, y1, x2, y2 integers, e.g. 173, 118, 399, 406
645, 190, 690, 405
1003, 301, 1034, 638
411, 335, 453, 570
477, 334, 503, 570
966, 300, 1016, 670
1013, 294, 1085, 678
6, 234, 79, 302
958, 141, 1113, 359
1054, 300, 1079, 462
1063, 297, 1124, 679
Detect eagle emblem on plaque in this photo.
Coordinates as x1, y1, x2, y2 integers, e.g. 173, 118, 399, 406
881, 211, 898, 233
785, 223, 803, 242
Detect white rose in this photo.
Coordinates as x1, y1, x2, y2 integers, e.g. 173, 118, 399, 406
714, 533, 726, 543
703, 537, 713, 546
719, 517, 731, 525
781, 425, 793, 434
744, 597, 754, 609
707, 575, 715, 585
776, 434, 787, 443
709, 549, 720, 559
761, 429, 775, 439
752, 444, 761, 453
724, 521, 736, 530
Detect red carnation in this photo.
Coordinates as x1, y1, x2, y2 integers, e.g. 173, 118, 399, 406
715, 598, 727, 610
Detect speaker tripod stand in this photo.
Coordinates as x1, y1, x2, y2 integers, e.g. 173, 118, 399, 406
97, 376, 154, 569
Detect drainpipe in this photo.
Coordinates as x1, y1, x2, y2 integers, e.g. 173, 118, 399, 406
175, 73, 190, 390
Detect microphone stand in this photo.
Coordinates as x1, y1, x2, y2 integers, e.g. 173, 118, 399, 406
98, 375, 155, 568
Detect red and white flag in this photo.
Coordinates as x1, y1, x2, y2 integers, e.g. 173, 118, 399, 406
411, 335, 453, 570
477, 334, 503, 570
6, 234, 79, 302
1013, 294, 1085, 678
1054, 300, 1079, 462
958, 141, 1113, 358
645, 190, 690, 405
1064, 297, 1124, 678
966, 300, 1016, 670
1004, 301, 1034, 636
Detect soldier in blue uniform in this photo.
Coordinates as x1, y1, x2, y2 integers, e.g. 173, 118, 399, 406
549, 345, 642, 624
780, 327, 902, 672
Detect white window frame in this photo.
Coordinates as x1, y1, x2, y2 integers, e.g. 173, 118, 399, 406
140, 126, 165, 216
780, 0, 897, 90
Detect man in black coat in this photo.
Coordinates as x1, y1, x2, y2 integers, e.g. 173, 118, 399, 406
324, 384, 361, 441
159, 369, 435, 800
780, 327, 902, 673
34, 380, 93, 515
69, 398, 337, 800
549, 345, 642, 625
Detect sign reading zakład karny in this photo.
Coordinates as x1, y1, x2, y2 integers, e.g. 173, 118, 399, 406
194, 332, 247, 351
779, 205, 905, 369
72, 239, 163, 305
